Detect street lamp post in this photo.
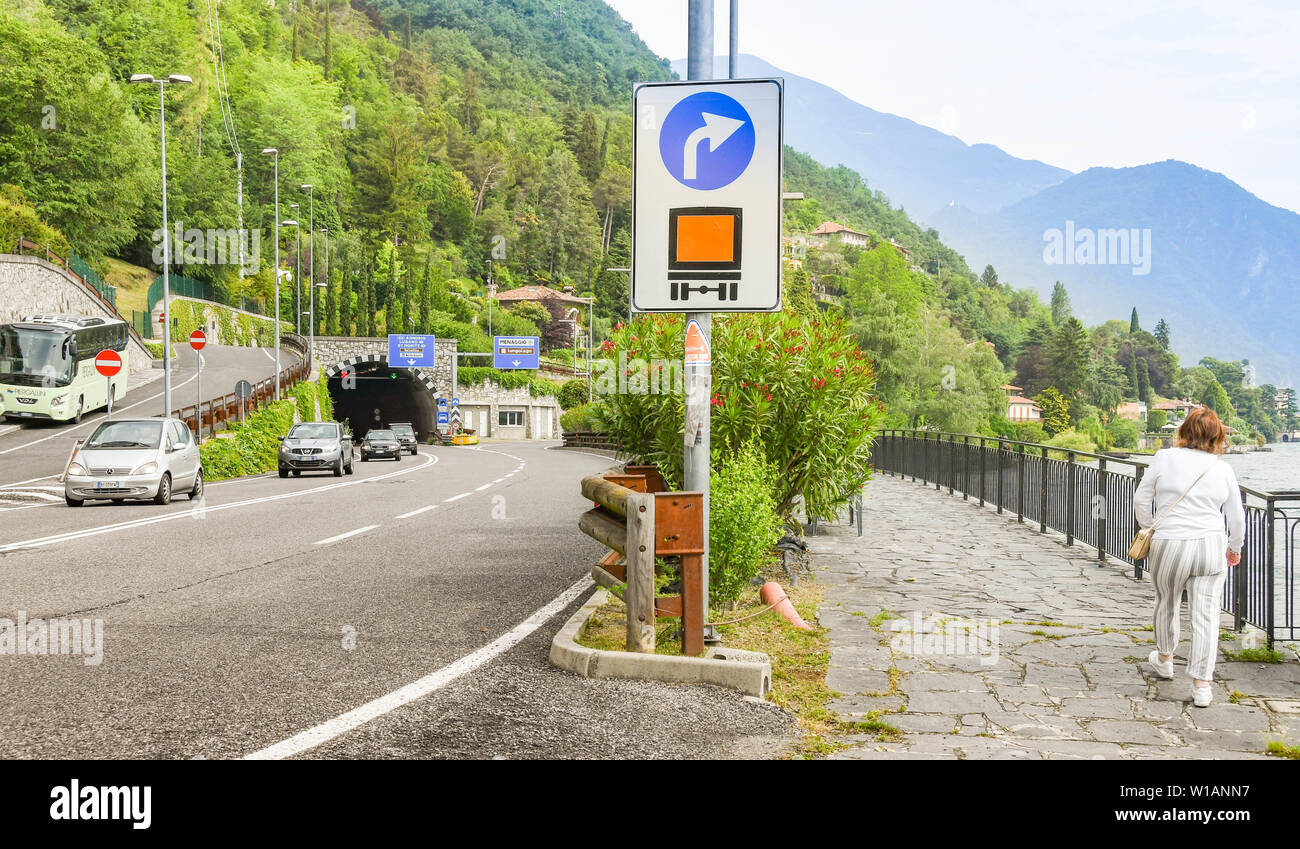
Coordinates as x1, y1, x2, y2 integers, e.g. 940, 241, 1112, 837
282, 217, 299, 352
300, 184, 314, 360
262, 147, 281, 399
314, 227, 328, 357
129, 72, 192, 417
290, 202, 301, 335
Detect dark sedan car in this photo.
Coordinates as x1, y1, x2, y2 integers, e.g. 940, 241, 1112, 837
360, 429, 402, 461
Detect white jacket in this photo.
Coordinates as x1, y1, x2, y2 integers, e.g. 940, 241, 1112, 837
1134, 447, 1246, 553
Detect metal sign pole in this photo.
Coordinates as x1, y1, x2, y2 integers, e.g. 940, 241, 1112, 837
106, 374, 112, 421
685, 0, 714, 639
196, 351, 202, 438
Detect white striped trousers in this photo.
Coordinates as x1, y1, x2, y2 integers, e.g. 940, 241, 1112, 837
1149, 533, 1227, 681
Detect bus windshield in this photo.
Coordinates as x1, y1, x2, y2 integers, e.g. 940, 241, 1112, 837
0, 326, 73, 387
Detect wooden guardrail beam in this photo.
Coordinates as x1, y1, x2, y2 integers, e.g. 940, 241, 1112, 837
580, 473, 637, 518
578, 507, 628, 556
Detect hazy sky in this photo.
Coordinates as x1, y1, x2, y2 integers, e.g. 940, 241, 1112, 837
604, 0, 1300, 214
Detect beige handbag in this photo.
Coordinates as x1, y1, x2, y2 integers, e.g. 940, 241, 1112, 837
1129, 460, 1217, 560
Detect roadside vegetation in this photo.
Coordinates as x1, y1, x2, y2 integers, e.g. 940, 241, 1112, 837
199, 374, 332, 481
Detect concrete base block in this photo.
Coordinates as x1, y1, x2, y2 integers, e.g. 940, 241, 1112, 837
549, 588, 773, 697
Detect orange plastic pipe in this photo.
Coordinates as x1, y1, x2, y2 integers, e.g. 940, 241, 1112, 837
761, 581, 813, 630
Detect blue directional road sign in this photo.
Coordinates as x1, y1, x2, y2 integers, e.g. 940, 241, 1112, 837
494, 336, 540, 370
632, 79, 783, 313
658, 91, 756, 191
387, 333, 436, 367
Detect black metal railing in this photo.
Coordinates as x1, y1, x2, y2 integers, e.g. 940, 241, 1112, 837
873, 430, 1298, 647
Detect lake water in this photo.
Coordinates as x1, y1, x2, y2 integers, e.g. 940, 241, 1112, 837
1222, 443, 1300, 494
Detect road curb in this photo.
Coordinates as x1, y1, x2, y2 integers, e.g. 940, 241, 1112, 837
548, 587, 773, 697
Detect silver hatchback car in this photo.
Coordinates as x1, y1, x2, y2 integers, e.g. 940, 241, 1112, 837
64, 417, 202, 506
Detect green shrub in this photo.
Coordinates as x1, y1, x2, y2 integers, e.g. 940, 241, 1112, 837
488, 308, 540, 339
199, 376, 332, 481
709, 443, 783, 607
597, 310, 884, 519
560, 401, 604, 432
200, 399, 297, 481
1044, 428, 1096, 458
1014, 421, 1048, 444
1105, 416, 1140, 449
1034, 387, 1070, 436
1147, 409, 1167, 431
985, 414, 1017, 439
0, 185, 69, 257
458, 366, 562, 399
557, 379, 589, 410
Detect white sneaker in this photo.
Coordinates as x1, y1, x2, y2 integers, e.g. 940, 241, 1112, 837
1147, 650, 1174, 679
1192, 686, 1213, 708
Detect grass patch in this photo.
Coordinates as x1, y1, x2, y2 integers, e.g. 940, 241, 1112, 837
101, 257, 153, 315
1228, 691, 1247, 704
575, 577, 901, 758
868, 609, 901, 628
1266, 741, 1300, 760
1223, 647, 1287, 664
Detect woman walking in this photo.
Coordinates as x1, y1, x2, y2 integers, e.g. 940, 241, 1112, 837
1133, 405, 1245, 707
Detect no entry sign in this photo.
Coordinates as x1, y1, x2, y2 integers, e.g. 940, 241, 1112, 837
94, 349, 122, 378
189, 329, 207, 350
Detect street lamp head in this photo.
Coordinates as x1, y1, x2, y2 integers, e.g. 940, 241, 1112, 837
281, 219, 298, 226
261, 147, 278, 157
167, 74, 193, 85
128, 73, 156, 84
300, 184, 313, 191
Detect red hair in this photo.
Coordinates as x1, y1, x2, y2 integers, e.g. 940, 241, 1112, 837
1176, 405, 1228, 454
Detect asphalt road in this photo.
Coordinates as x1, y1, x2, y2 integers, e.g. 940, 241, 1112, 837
0, 343, 300, 495
0, 441, 793, 759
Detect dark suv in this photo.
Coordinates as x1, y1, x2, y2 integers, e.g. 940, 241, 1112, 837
389, 422, 418, 455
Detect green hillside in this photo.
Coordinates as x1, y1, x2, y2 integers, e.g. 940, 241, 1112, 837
0, 0, 1289, 442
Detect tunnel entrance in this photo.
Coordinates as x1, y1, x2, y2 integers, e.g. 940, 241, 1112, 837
325, 357, 438, 442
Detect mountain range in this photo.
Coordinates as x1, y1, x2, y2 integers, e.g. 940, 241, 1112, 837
671, 54, 1299, 385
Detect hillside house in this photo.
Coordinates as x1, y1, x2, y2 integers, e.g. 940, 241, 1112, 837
808, 221, 869, 249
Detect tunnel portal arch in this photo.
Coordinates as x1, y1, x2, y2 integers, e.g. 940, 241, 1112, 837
323, 354, 440, 442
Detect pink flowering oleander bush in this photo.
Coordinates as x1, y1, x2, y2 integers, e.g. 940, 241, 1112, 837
595, 310, 885, 519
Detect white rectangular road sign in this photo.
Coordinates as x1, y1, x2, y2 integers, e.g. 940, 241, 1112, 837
631, 78, 783, 313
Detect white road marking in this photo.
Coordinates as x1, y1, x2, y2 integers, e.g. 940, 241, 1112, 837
491, 478, 503, 484
260, 347, 275, 362
0, 453, 437, 553
0, 503, 49, 514
474, 483, 492, 491
1, 491, 60, 501
243, 577, 595, 760
314, 525, 378, 546
443, 492, 471, 503
395, 504, 437, 519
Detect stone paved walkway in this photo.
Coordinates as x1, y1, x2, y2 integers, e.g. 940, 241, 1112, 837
812, 475, 1300, 760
